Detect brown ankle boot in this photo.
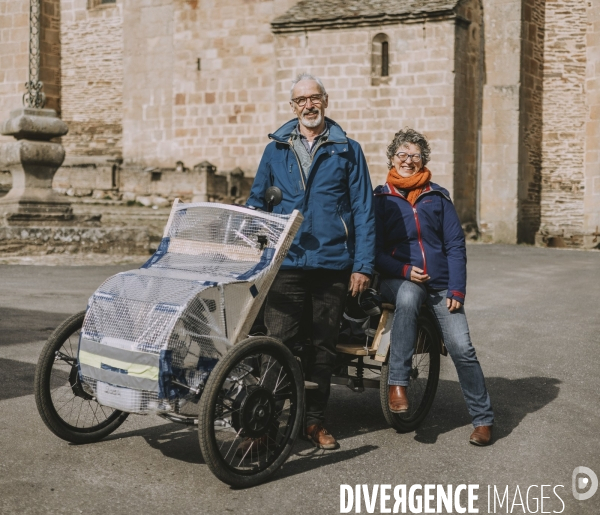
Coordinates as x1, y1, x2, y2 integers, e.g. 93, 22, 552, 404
469, 425, 493, 446
388, 385, 409, 413
306, 424, 339, 450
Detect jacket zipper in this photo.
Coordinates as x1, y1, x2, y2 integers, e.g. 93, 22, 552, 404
387, 184, 428, 273
288, 144, 306, 190
339, 214, 349, 240
412, 205, 427, 274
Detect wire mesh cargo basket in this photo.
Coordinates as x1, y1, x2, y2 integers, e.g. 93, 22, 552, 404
77, 201, 303, 414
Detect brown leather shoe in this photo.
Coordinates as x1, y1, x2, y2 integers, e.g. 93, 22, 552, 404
388, 385, 409, 413
306, 423, 339, 450
469, 425, 493, 446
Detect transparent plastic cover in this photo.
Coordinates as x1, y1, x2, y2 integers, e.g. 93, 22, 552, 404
78, 202, 303, 414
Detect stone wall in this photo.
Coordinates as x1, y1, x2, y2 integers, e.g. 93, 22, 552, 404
121, 0, 297, 170
41, 0, 61, 114
274, 21, 458, 191
0, 0, 30, 145
60, 0, 123, 157
168, 0, 298, 172
53, 158, 253, 204
539, 0, 587, 246
122, 0, 174, 167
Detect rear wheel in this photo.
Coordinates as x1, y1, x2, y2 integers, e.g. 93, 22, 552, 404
380, 315, 441, 432
198, 336, 304, 488
34, 311, 128, 444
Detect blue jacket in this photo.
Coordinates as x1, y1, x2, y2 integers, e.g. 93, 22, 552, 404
247, 118, 375, 274
374, 182, 467, 303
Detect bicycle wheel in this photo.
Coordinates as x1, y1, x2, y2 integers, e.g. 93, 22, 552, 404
380, 314, 441, 432
34, 310, 129, 444
198, 336, 304, 488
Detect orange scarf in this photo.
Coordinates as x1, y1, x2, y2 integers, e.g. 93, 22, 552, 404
386, 166, 432, 205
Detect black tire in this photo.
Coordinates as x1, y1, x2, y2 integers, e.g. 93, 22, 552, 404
198, 336, 304, 488
379, 314, 441, 432
34, 310, 129, 444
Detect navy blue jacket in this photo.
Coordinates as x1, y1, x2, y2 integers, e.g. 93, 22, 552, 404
247, 118, 375, 274
374, 182, 467, 303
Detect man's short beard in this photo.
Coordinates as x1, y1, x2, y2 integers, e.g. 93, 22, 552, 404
300, 109, 323, 129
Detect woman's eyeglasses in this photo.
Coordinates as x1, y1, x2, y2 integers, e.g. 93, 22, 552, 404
395, 152, 422, 163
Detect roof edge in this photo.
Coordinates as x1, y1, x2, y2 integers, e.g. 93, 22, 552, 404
271, 9, 460, 34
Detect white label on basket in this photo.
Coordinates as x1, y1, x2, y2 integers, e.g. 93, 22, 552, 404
96, 381, 142, 412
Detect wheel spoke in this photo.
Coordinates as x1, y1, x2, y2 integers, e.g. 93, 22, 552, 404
258, 355, 276, 385
222, 429, 243, 462
273, 371, 288, 394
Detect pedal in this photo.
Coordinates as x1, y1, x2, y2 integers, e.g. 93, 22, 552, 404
304, 381, 319, 390
346, 377, 364, 393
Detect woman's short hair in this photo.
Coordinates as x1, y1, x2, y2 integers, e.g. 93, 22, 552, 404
386, 128, 431, 168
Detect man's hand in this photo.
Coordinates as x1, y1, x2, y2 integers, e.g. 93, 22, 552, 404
446, 298, 462, 312
349, 273, 370, 297
410, 267, 430, 284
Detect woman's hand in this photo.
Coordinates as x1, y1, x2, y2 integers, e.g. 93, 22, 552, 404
410, 267, 430, 284
446, 298, 462, 312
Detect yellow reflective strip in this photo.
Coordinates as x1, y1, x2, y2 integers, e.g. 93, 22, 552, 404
79, 350, 103, 368
79, 350, 159, 381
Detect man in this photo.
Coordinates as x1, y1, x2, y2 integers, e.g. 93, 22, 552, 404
247, 73, 375, 449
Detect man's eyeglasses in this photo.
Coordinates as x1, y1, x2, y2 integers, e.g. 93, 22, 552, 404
291, 94, 324, 107
395, 151, 422, 163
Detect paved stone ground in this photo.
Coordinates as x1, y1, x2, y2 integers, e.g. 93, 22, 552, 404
0, 244, 599, 515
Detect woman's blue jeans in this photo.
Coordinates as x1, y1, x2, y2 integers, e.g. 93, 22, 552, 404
380, 278, 494, 428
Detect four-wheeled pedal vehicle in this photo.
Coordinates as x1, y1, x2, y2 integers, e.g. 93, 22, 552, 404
34, 194, 444, 488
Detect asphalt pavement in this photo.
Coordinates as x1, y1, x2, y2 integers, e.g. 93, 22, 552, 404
0, 244, 599, 515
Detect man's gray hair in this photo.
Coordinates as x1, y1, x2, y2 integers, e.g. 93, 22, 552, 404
386, 128, 431, 168
290, 73, 328, 100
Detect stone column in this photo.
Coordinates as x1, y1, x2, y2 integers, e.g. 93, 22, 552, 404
0, 107, 72, 223
583, 0, 600, 249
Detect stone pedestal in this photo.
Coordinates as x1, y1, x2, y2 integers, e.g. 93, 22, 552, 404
0, 108, 153, 256
0, 108, 73, 224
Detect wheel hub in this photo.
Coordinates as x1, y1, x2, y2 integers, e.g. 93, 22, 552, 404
231, 386, 276, 438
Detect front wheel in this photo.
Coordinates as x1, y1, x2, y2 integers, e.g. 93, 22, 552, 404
379, 314, 441, 432
198, 336, 304, 488
34, 311, 129, 444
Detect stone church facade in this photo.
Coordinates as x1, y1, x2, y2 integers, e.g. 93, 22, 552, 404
1, 0, 599, 248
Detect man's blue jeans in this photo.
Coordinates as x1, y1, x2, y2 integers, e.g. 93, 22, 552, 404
380, 278, 494, 428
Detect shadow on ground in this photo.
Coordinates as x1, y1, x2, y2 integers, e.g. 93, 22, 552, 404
413, 376, 561, 444
90, 375, 561, 482
104, 423, 204, 463
105, 421, 379, 484
0, 358, 37, 401
0, 307, 69, 346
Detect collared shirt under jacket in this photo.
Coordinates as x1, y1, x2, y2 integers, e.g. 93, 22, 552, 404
374, 182, 467, 303
247, 117, 375, 274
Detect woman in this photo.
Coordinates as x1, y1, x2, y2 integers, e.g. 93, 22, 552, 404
374, 128, 494, 446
